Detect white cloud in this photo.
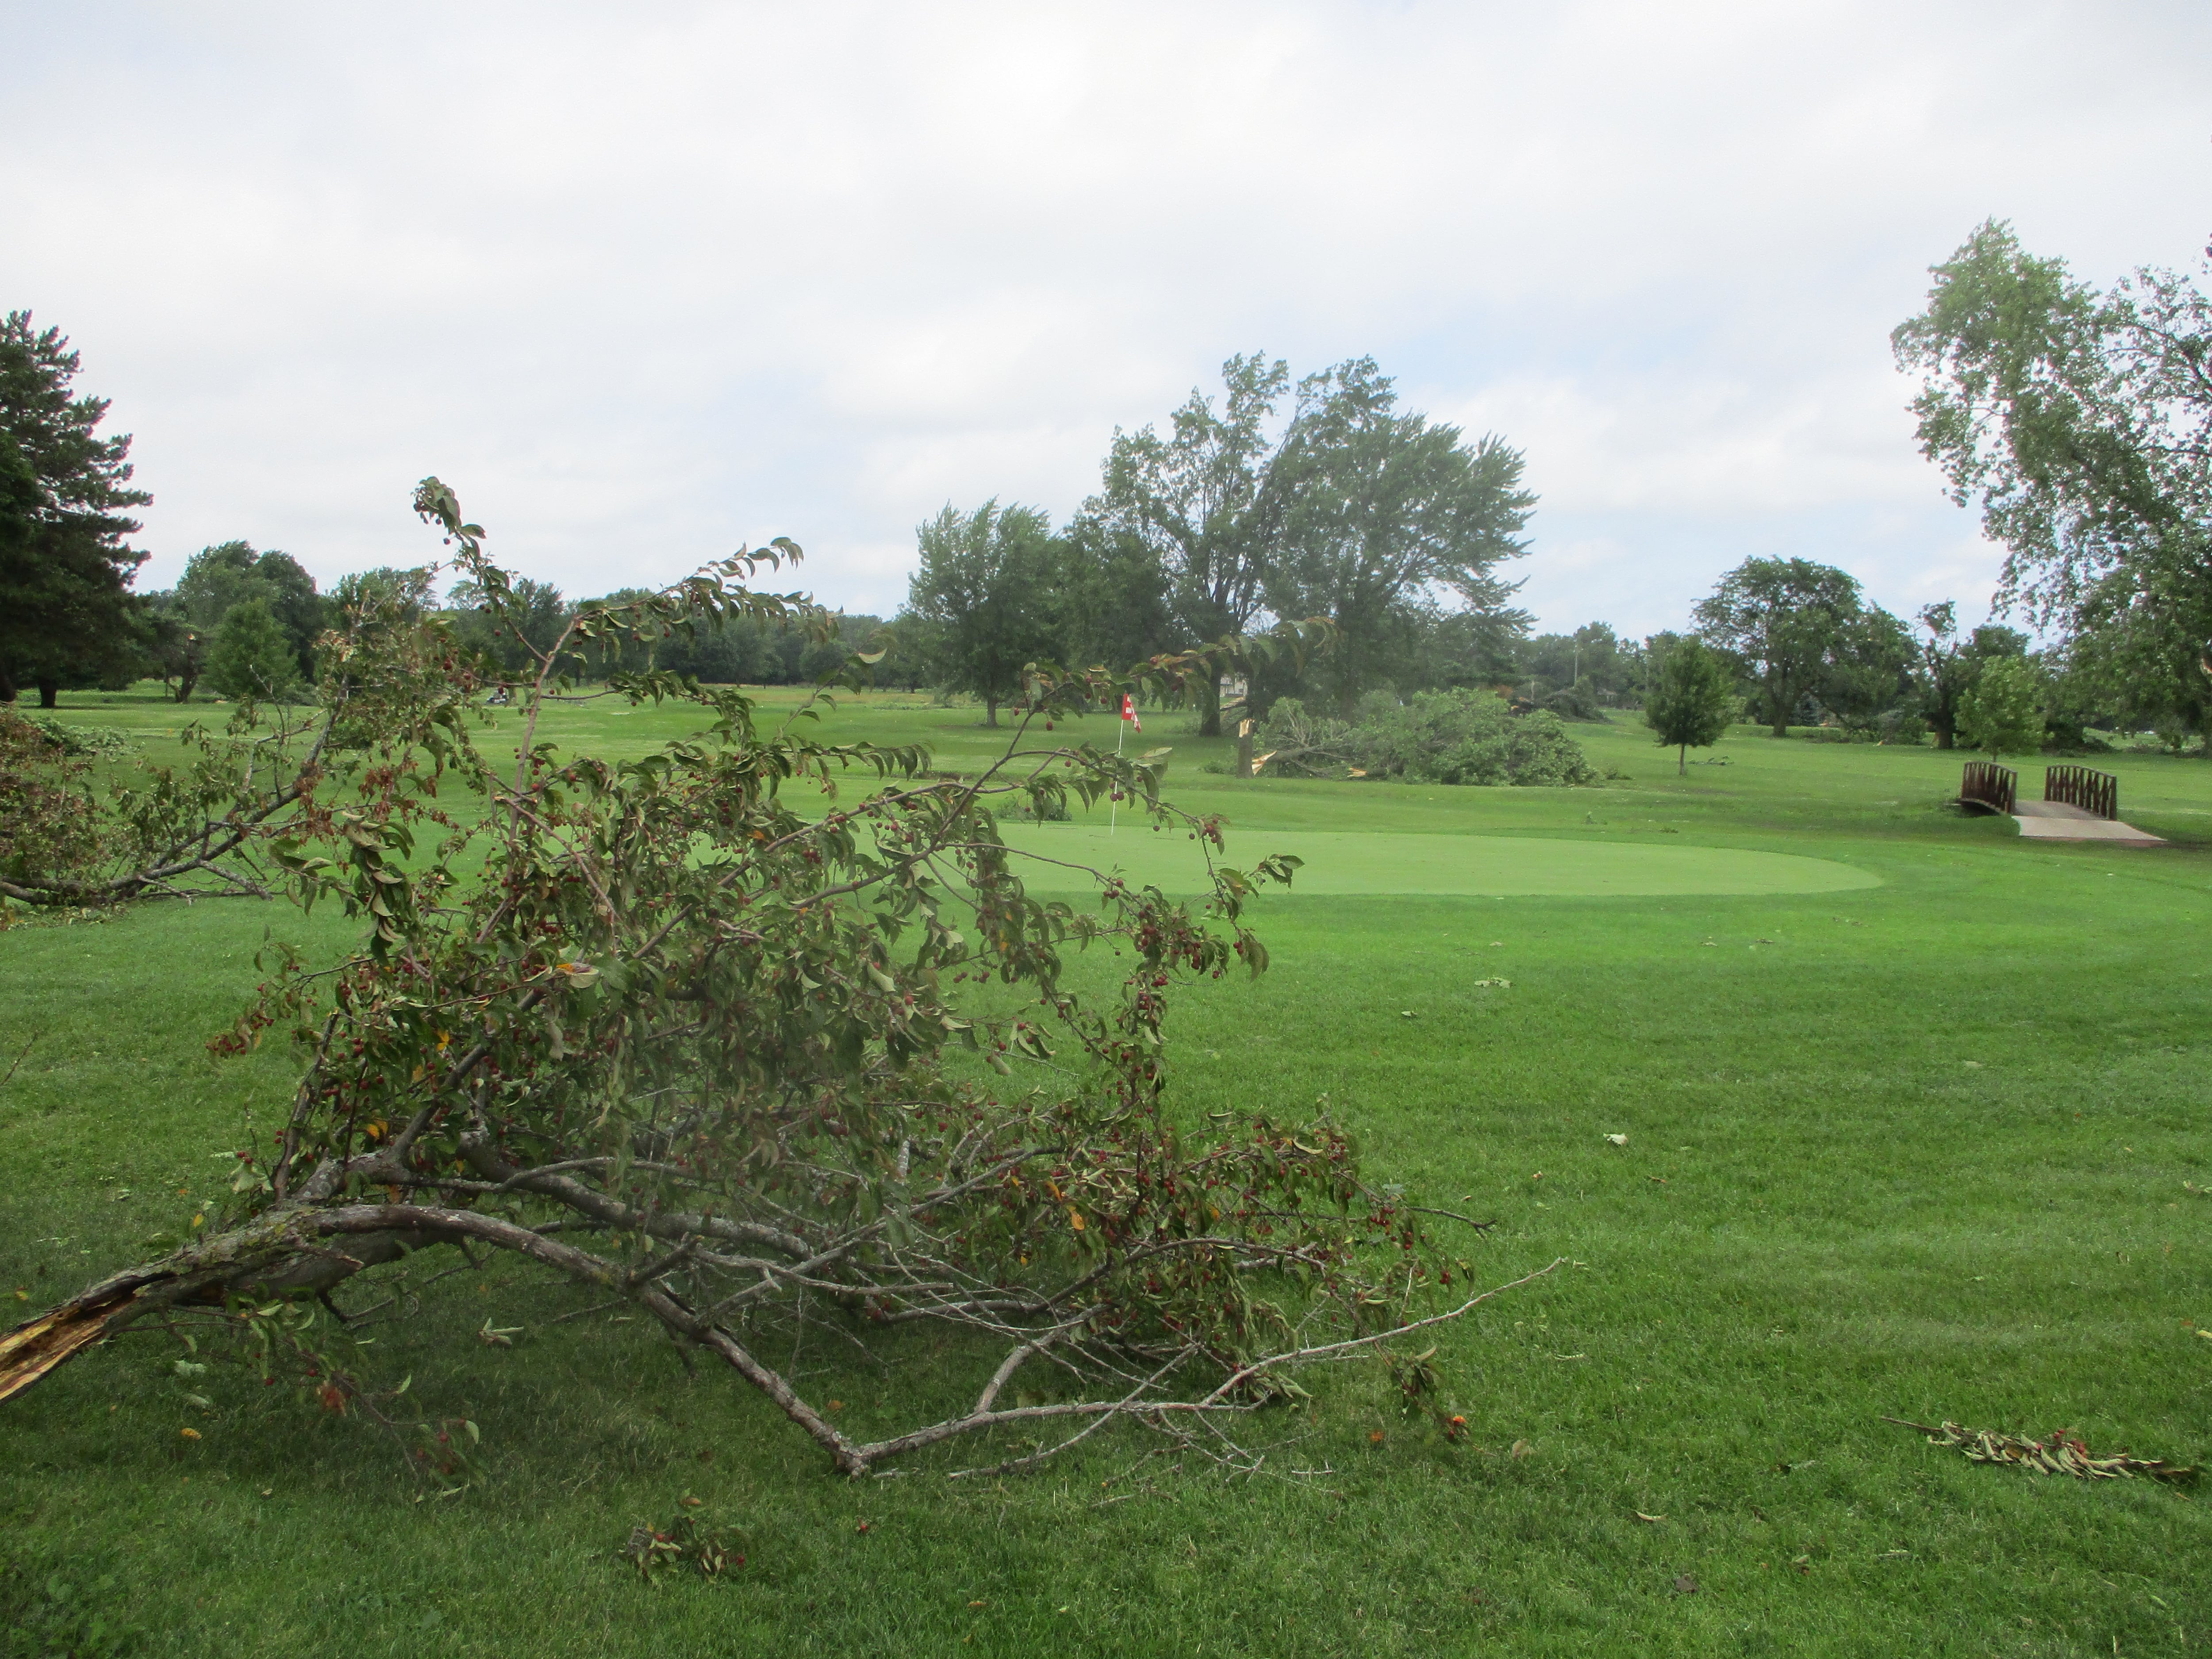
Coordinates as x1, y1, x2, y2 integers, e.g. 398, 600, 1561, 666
3, 0, 2206, 634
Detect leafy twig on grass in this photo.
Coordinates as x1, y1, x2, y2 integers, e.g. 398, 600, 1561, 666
1883, 1417, 2197, 1482
621, 1502, 746, 1583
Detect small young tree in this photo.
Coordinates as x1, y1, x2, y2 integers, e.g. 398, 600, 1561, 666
204, 598, 305, 703
1957, 653, 2043, 756
1643, 637, 1733, 773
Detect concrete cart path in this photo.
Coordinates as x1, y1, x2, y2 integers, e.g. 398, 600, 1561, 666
2013, 799, 2167, 845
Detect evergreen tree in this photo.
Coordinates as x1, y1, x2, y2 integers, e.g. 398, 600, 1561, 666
0, 312, 151, 706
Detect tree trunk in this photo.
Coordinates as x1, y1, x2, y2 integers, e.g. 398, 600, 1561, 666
37, 679, 58, 709
1760, 676, 1789, 738
0, 668, 14, 703
983, 696, 999, 728
1196, 676, 1222, 738
1678, 742, 1687, 775
175, 669, 198, 704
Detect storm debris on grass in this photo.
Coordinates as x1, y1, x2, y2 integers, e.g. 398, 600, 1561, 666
1883, 1418, 2197, 1482
620, 1504, 747, 1582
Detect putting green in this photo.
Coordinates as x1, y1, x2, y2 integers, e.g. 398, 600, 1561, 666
995, 827, 1880, 897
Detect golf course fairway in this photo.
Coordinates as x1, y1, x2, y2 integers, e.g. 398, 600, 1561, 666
995, 826, 1882, 896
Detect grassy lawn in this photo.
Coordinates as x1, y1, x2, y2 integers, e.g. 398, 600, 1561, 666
4, 686, 2209, 1656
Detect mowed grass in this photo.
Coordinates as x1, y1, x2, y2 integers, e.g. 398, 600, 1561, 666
4, 685, 2211, 1657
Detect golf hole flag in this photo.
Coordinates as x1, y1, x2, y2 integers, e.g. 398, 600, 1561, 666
1119, 693, 1141, 733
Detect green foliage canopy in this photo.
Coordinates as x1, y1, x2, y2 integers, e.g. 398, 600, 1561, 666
1895, 220, 2212, 745
1087, 354, 1289, 733
170, 542, 326, 679
1257, 689, 1596, 787
1085, 353, 1533, 730
1355, 688, 1596, 787
204, 597, 307, 703
1261, 358, 1535, 715
1694, 557, 1878, 737
902, 501, 1060, 725
1957, 654, 2045, 757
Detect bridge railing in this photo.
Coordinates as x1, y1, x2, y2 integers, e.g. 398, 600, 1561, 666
1960, 761, 2017, 815
2045, 764, 2117, 820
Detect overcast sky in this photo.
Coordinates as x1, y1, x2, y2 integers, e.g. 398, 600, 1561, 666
4, 2, 2207, 638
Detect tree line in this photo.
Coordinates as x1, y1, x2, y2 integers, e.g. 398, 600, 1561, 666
9, 216, 2208, 759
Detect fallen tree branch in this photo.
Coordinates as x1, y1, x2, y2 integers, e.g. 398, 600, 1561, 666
1882, 1417, 2198, 1483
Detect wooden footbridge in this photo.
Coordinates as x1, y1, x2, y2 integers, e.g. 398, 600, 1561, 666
1959, 763, 2164, 846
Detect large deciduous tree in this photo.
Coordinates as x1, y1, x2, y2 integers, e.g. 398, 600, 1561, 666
1263, 358, 1534, 715
1910, 602, 1974, 749
1820, 606, 1914, 735
1087, 354, 1291, 735
1909, 603, 2030, 749
903, 500, 1059, 726
0, 479, 1544, 1478
1087, 353, 1534, 729
1693, 557, 1870, 737
1053, 515, 1175, 673
171, 541, 327, 680
0, 312, 152, 707
1894, 219, 2212, 747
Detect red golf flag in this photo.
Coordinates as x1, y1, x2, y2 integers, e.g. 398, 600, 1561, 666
1119, 693, 1141, 732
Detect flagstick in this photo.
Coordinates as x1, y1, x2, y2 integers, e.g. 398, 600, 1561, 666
1110, 710, 1123, 835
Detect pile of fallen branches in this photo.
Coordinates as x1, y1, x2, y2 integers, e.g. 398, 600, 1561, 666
1, 479, 1544, 1477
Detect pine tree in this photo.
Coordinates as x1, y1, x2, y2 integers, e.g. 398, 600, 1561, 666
0, 312, 151, 706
